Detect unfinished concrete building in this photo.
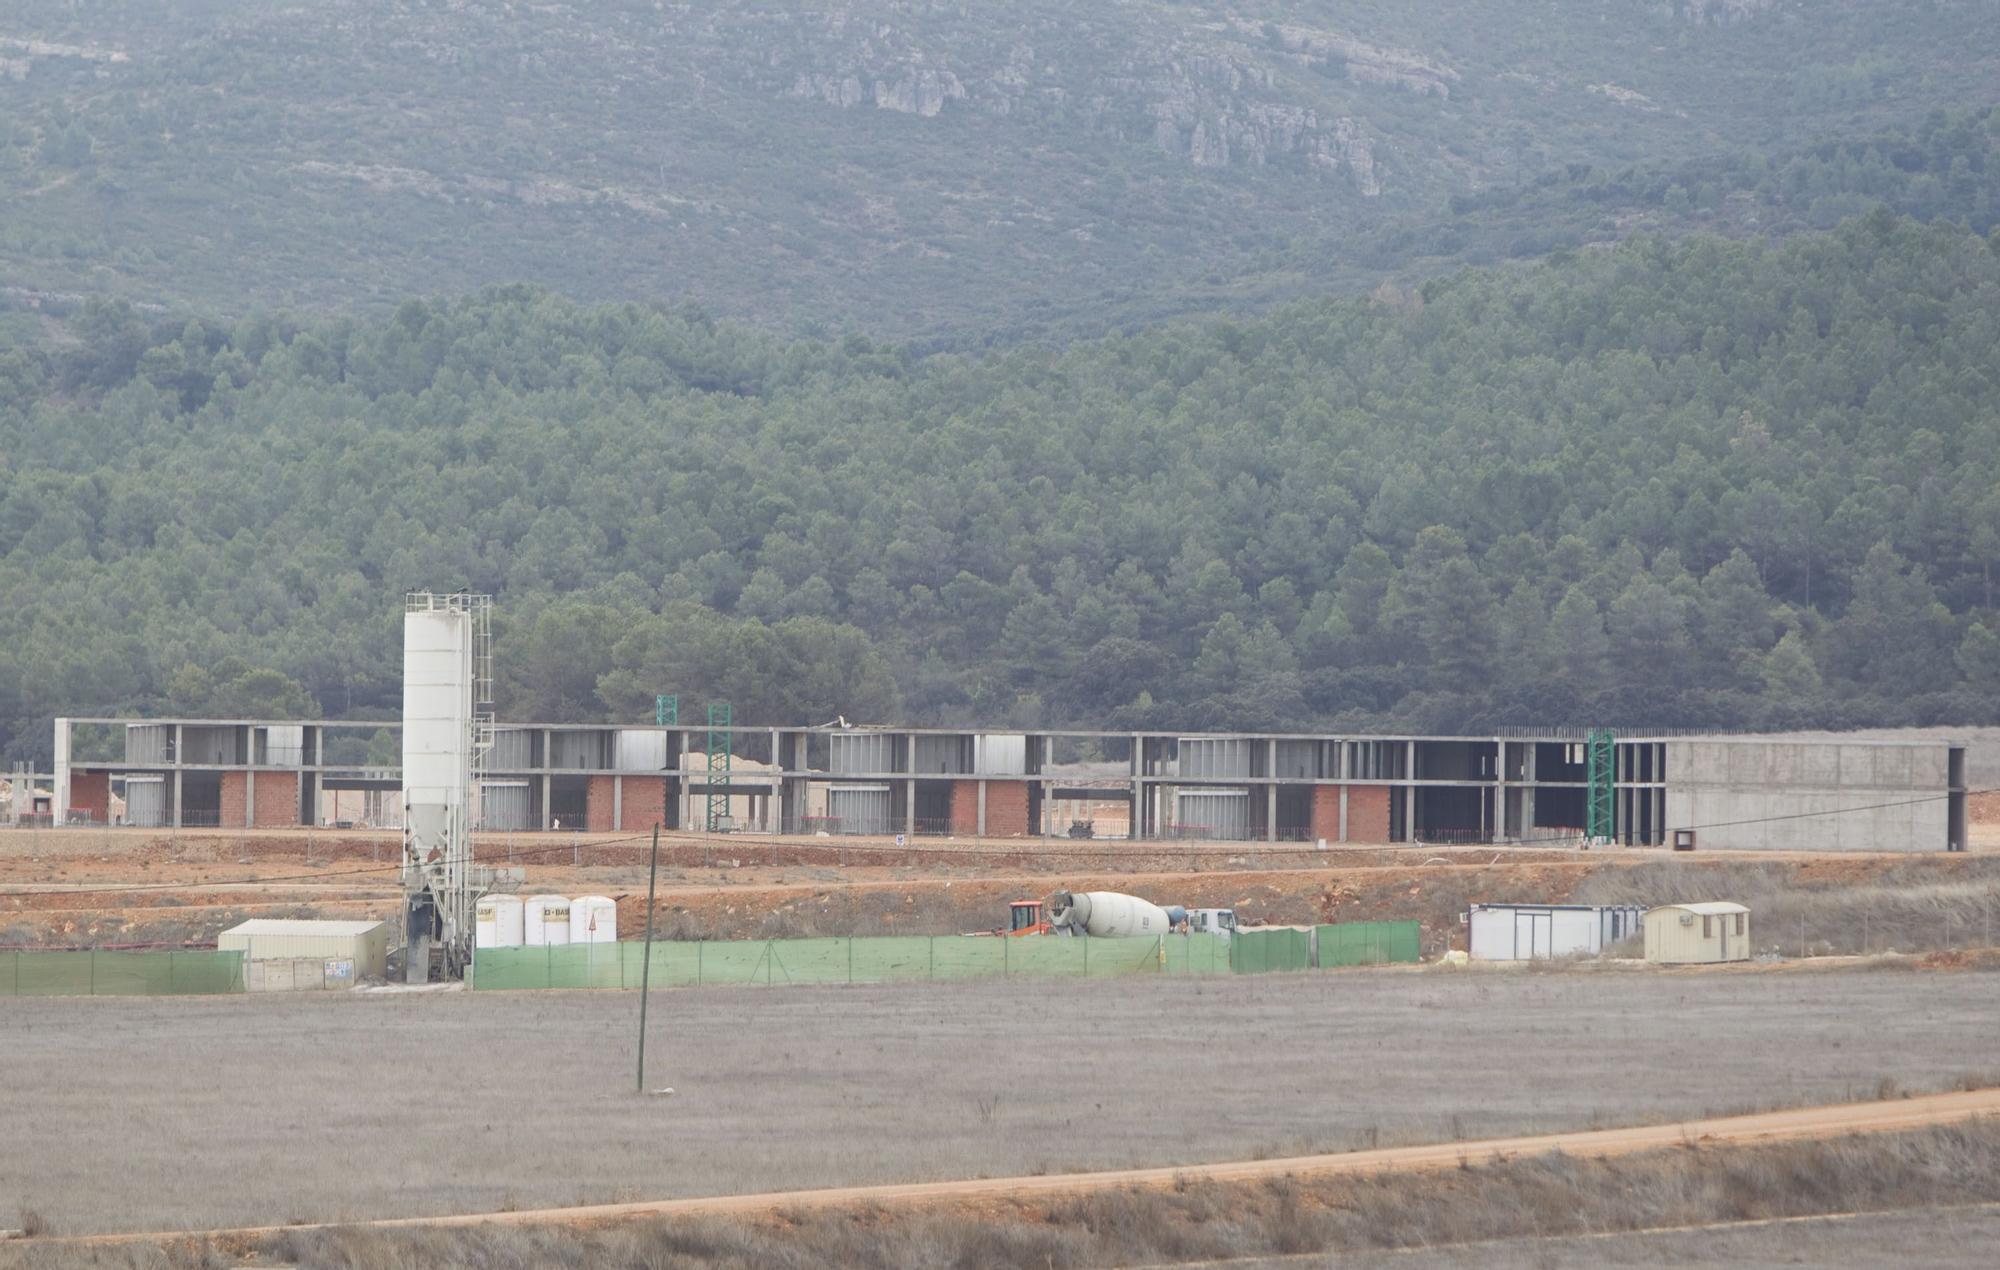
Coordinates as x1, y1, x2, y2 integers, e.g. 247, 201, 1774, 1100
49, 719, 1969, 852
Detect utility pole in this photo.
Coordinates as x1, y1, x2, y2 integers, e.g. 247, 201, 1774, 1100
637, 824, 667, 1095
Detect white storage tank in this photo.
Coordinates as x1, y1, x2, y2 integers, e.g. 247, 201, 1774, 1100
476, 894, 526, 948
524, 894, 571, 946
570, 895, 617, 943
490, 894, 525, 946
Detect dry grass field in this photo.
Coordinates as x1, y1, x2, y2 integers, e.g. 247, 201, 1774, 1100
1374, 1205, 2000, 1269
8, 1123, 2000, 1268
2, 967, 1997, 1237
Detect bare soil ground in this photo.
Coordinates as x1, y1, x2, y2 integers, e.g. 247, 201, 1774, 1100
2, 968, 1996, 1237
6, 826, 1999, 953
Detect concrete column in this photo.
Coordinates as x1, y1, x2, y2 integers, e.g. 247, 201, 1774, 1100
977, 779, 988, 836
768, 729, 781, 833
1338, 784, 1350, 843
1404, 741, 1417, 843
1492, 740, 1504, 842
1522, 743, 1537, 843
244, 768, 255, 828
1265, 740, 1279, 841
53, 717, 71, 827
543, 728, 555, 830
172, 723, 184, 828
1131, 733, 1145, 840
613, 775, 623, 831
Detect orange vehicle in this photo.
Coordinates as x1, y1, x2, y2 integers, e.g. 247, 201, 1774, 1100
1004, 898, 1050, 936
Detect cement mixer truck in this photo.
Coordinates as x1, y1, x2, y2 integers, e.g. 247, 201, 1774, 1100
1045, 890, 1187, 938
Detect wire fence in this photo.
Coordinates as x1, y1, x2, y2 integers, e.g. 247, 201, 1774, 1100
471, 932, 1232, 990
1, 949, 245, 996
470, 921, 1425, 991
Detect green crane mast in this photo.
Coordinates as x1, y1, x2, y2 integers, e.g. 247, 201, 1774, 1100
705, 702, 732, 832
1586, 728, 1616, 844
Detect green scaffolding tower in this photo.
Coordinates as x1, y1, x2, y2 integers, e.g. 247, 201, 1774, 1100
705, 702, 733, 833
1586, 728, 1616, 844
655, 694, 678, 727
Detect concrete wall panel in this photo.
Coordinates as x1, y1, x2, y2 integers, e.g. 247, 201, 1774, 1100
1668, 740, 1951, 851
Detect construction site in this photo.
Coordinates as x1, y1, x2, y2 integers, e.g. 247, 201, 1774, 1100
5, 594, 2000, 1265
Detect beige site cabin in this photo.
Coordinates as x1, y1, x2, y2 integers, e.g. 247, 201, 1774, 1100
1643, 902, 1750, 965
217, 918, 390, 980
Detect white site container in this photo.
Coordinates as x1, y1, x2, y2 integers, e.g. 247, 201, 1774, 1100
524, 894, 571, 946
570, 896, 617, 944
1467, 904, 1645, 961
476, 894, 528, 948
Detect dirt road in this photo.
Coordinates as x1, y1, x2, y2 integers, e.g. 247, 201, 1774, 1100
61, 1087, 2000, 1246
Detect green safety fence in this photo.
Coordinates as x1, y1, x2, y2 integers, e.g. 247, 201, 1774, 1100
1315, 920, 1422, 967
1230, 927, 1313, 974
2, 949, 245, 996
472, 933, 1231, 991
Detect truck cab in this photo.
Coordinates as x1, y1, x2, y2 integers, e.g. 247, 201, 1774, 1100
1186, 907, 1237, 942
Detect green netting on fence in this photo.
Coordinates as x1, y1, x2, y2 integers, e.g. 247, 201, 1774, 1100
3, 950, 245, 996
1230, 927, 1313, 974
1315, 921, 1422, 966
471, 933, 1231, 991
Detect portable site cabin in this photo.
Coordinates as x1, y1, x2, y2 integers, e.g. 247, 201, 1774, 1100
1467, 903, 1644, 961
1643, 902, 1750, 965
217, 919, 390, 979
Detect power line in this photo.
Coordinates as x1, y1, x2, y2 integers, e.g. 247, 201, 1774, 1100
0, 830, 660, 899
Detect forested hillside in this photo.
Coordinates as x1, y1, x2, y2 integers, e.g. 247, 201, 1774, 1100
1, 1, 1996, 339
4, 211, 2000, 758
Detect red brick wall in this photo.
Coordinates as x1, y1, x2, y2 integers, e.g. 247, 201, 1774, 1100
949, 781, 979, 835
1348, 785, 1392, 843
1310, 785, 1341, 843
621, 777, 668, 831
68, 770, 110, 823
221, 771, 302, 827
251, 771, 298, 828
948, 780, 1032, 836
586, 775, 617, 832
220, 770, 248, 827
1309, 785, 1394, 844
987, 780, 1030, 837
